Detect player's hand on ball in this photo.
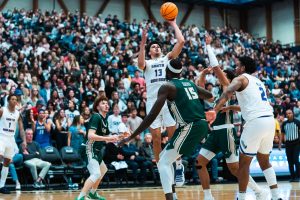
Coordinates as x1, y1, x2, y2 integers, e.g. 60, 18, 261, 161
205, 110, 217, 124
118, 137, 131, 147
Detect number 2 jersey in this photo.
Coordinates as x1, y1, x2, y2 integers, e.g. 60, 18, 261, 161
235, 73, 273, 122
144, 55, 168, 101
0, 106, 19, 137
168, 78, 206, 126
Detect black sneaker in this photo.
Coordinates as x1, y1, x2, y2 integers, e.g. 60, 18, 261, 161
0, 187, 11, 194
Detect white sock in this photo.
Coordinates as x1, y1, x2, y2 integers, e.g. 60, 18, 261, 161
248, 176, 261, 193
175, 159, 182, 169
173, 193, 178, 199
271, 188, 279, 199
0, 166, 9, 188
204, 189, 213, 198
78, 192, 86, 199
90, 188, 96, 194
237, 192, 246, 200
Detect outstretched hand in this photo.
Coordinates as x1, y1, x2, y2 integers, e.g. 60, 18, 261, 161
141, 28, 148, 44
167, 18, 177, 26
205, 110, 217, 125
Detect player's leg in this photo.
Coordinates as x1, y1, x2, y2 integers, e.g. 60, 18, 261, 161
256, 117, 281, 200
0, 139, 13, 194
150, 127, 162, 162
196, 153, 214, 200
163, 107, 185, 187
76, 159, 101, 200
88, 161, 108, 200
157, 147, 181, 200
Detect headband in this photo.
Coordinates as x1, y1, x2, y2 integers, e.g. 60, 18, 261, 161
167, 60, 182, 74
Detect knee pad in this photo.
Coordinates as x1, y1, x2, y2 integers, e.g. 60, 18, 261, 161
89, 172, 101, 183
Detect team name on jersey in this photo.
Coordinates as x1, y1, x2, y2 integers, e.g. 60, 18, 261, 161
152, 63, 164, 68
6, 118, 16, 122
182, 82, 192, 87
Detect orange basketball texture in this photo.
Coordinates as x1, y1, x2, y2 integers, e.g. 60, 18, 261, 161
160, 2, 178, 21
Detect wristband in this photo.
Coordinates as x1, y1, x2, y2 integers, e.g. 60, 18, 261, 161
206, 45, 219, 67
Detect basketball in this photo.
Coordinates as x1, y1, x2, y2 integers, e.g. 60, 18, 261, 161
160, 2, 178, 21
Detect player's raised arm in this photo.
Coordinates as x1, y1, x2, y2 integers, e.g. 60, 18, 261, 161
167, 19, 185, 60
137, 29, 147, 70
214, 76, 244, 113
196, 85, 213, 100
121, 83, 176, 143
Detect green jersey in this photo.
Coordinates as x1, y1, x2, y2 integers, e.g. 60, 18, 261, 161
82, 113, 109, 162
168, 78, 205, 126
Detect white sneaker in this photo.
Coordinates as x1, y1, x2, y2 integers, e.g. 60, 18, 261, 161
255, 189, 269, 200
175, 163, 185, 187
15, 181, 21, 190
204, 196, 215, 200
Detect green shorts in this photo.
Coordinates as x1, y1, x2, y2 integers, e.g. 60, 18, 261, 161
80, 144, 104, 163
167, 120, 208, 156
202, 128, 238, 159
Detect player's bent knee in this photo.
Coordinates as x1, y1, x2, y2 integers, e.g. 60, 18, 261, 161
89, 173, 101, 183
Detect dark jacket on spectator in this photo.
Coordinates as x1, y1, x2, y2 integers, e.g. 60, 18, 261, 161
19, 141, 41, 161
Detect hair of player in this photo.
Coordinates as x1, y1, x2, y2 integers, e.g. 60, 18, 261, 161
146, 40, 163, 55
239, 56, 257, 74
7, 94, 18, 101
169, 58, 182, 71
92, 95, 109, 112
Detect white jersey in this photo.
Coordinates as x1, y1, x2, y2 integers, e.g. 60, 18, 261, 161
0, 107, 20, 137
235, 73, 273, 121
144, 55, 169, 100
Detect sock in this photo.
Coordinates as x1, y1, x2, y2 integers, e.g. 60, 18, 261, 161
173, 193, 178, 199
237, 192, 246, 200
248, 176, 261, 193
203, 189, 213, 198
78, 192, 86, 199
271, 188, 279, 199
0, 166, 9, 188
90, 188, 96, 194
175, 159, 182, 170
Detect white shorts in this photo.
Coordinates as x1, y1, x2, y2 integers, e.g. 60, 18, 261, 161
239, 116, 275, 156
0, 135, 16, 159
146, 100, 176, 129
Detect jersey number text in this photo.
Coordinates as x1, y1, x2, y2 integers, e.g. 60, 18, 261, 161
184, 87, 198, 100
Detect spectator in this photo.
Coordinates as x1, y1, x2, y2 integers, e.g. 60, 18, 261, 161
54, 109, 68, 150
127, 107, 143, 132
32, 109, 52, 148
128, 83, 141, 108
109, 91, 127, 113
108, 103, 122, 134
68, 115, 86, 149
131, 70, 146, 91
281, 109, 300, 182
139, 134, 158, 183
39, 80, 52, 103
65, 100, 80, 127
21, 128, 51, 188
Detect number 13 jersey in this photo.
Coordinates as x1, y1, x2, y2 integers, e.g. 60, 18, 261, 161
235, 73, 273, 122
144, 55, 168, 100
0, 107, 19, 137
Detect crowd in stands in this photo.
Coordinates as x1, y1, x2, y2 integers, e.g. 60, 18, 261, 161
0, 8, 299, 189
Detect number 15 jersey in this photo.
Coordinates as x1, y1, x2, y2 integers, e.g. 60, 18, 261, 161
235, 73, 273, 122
144, 55, 168, 101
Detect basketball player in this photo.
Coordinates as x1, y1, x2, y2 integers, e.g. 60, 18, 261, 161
213, 56, 282, 200
0, 94, 26, 194
76, 96, 118, 200
120, 59, 212, 200
137, 18, 185, 185
195, 35, 268, 200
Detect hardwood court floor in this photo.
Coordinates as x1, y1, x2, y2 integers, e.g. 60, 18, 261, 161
0, 181, 299, 200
